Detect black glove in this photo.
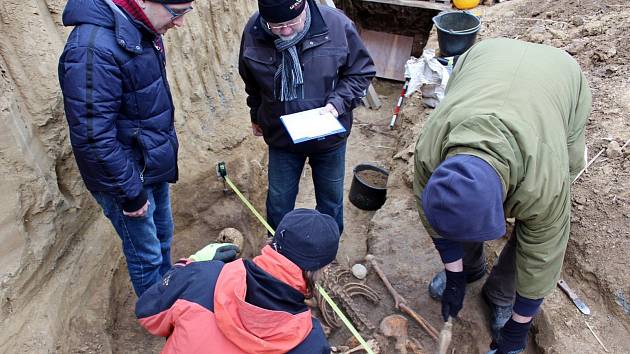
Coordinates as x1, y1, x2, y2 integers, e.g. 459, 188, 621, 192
490, 318, 531, 354
189, 243, 240, 263
213, 244, 240, 263
441, 270, 466, 321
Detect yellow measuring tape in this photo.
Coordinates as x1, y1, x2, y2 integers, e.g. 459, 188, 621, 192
222, 174, 375, 354
224, 177, 275, 235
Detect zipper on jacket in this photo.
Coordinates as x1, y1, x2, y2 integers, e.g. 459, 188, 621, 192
153, 40, 176, 127
135, 130, 147, 183
139, 145, 147, 183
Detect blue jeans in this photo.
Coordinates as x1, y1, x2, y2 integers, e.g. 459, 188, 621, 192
92, 182, 173, 296
267, 143, 346, 234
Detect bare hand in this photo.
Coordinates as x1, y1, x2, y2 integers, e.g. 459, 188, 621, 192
251, 123, 263, 136
123, 200, 150, 218
320, 103, 339, 118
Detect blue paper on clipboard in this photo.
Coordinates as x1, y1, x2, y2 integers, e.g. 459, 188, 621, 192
280, 108, 346, 144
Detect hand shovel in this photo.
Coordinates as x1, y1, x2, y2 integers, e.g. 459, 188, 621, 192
557, 279, 591, 315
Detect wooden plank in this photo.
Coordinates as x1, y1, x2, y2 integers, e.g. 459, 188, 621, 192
360, 30, 413, 82
360, 0, 451, 11
320, 0, 381, 109
365, 83, 382, 109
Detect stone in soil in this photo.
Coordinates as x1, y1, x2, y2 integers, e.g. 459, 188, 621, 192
606, 140, 622, 158
351, 263, 368, 280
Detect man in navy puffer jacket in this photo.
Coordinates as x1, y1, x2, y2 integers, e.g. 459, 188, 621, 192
58, 0, 193, 296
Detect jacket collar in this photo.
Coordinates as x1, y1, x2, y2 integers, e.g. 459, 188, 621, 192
106, 0, 155, 54
253, 246, 308, 294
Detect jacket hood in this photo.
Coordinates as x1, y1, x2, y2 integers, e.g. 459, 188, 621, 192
62, 0, 145, 54
63, 0, 115, 28
214, 247, 313, 353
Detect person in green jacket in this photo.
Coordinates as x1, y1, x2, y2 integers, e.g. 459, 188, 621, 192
413, 38, 591, 354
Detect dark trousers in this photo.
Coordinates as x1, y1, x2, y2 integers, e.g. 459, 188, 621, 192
463, 232, 517, 307
266, 143, 346, 234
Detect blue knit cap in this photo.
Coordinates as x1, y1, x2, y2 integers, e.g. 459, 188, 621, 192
422, 155, 506, 242
272, 208, 340, 271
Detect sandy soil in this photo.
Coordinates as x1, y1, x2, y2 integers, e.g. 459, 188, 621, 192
0, 0, 263, 352
321, 0, 630, 353
478, 1, 630, 353
1, 0, 629, 353
297, 1, 630, 353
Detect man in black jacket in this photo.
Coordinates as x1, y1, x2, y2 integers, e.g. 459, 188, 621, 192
238, 0, 375, 234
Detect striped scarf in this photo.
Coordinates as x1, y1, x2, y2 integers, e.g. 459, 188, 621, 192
261, 8, 312, 101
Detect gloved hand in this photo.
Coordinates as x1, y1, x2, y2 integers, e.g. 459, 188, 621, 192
441, 270, 466, 321
189, 243, 240, 263
489, 318, 531, 354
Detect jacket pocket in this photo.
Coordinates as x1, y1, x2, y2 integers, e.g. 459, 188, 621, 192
302, 47, 347, 64
243, 47, 276, 65
301, 47, 347, 99
242, 47, 278, 100
141, 138, 176, 182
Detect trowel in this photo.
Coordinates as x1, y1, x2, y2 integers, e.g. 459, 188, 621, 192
557, 279, 591, 315
436, 318, 452, 354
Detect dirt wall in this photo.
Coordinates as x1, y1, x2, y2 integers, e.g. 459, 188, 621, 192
336, 0, 437, 56
368, 1, 630, 352
0, 1, 265, 352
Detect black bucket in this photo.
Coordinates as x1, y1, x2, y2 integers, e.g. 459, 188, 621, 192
349, 164, 389, 211
433, 11, 481, 57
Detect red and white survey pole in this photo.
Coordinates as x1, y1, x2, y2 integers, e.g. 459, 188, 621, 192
389, 78, 410, 129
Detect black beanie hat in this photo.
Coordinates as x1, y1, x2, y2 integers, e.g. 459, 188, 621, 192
259, 0, 306, 24
147, 0, 194, 4
272, 209, 340, 271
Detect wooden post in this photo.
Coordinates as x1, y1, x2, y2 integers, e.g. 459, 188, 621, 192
318, 0, 382, 110
365, 83, 382, 109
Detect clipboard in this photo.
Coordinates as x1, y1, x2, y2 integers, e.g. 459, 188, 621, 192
280, 107, 346, 144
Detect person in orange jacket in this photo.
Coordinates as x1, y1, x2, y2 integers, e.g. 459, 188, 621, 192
136, 208, 339, 353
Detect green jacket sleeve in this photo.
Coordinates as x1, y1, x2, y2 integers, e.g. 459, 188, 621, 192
567, 71, 592, 181
413, 156, 439, 239
515, 187, 571, 299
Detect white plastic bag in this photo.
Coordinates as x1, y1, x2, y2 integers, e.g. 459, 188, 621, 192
404, 49, 450, 108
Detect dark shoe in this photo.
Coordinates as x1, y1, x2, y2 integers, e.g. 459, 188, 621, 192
482, 291, 513, 341
428, 266, 487, 300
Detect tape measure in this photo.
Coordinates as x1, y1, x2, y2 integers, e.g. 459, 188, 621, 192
216, 162, 375, 354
